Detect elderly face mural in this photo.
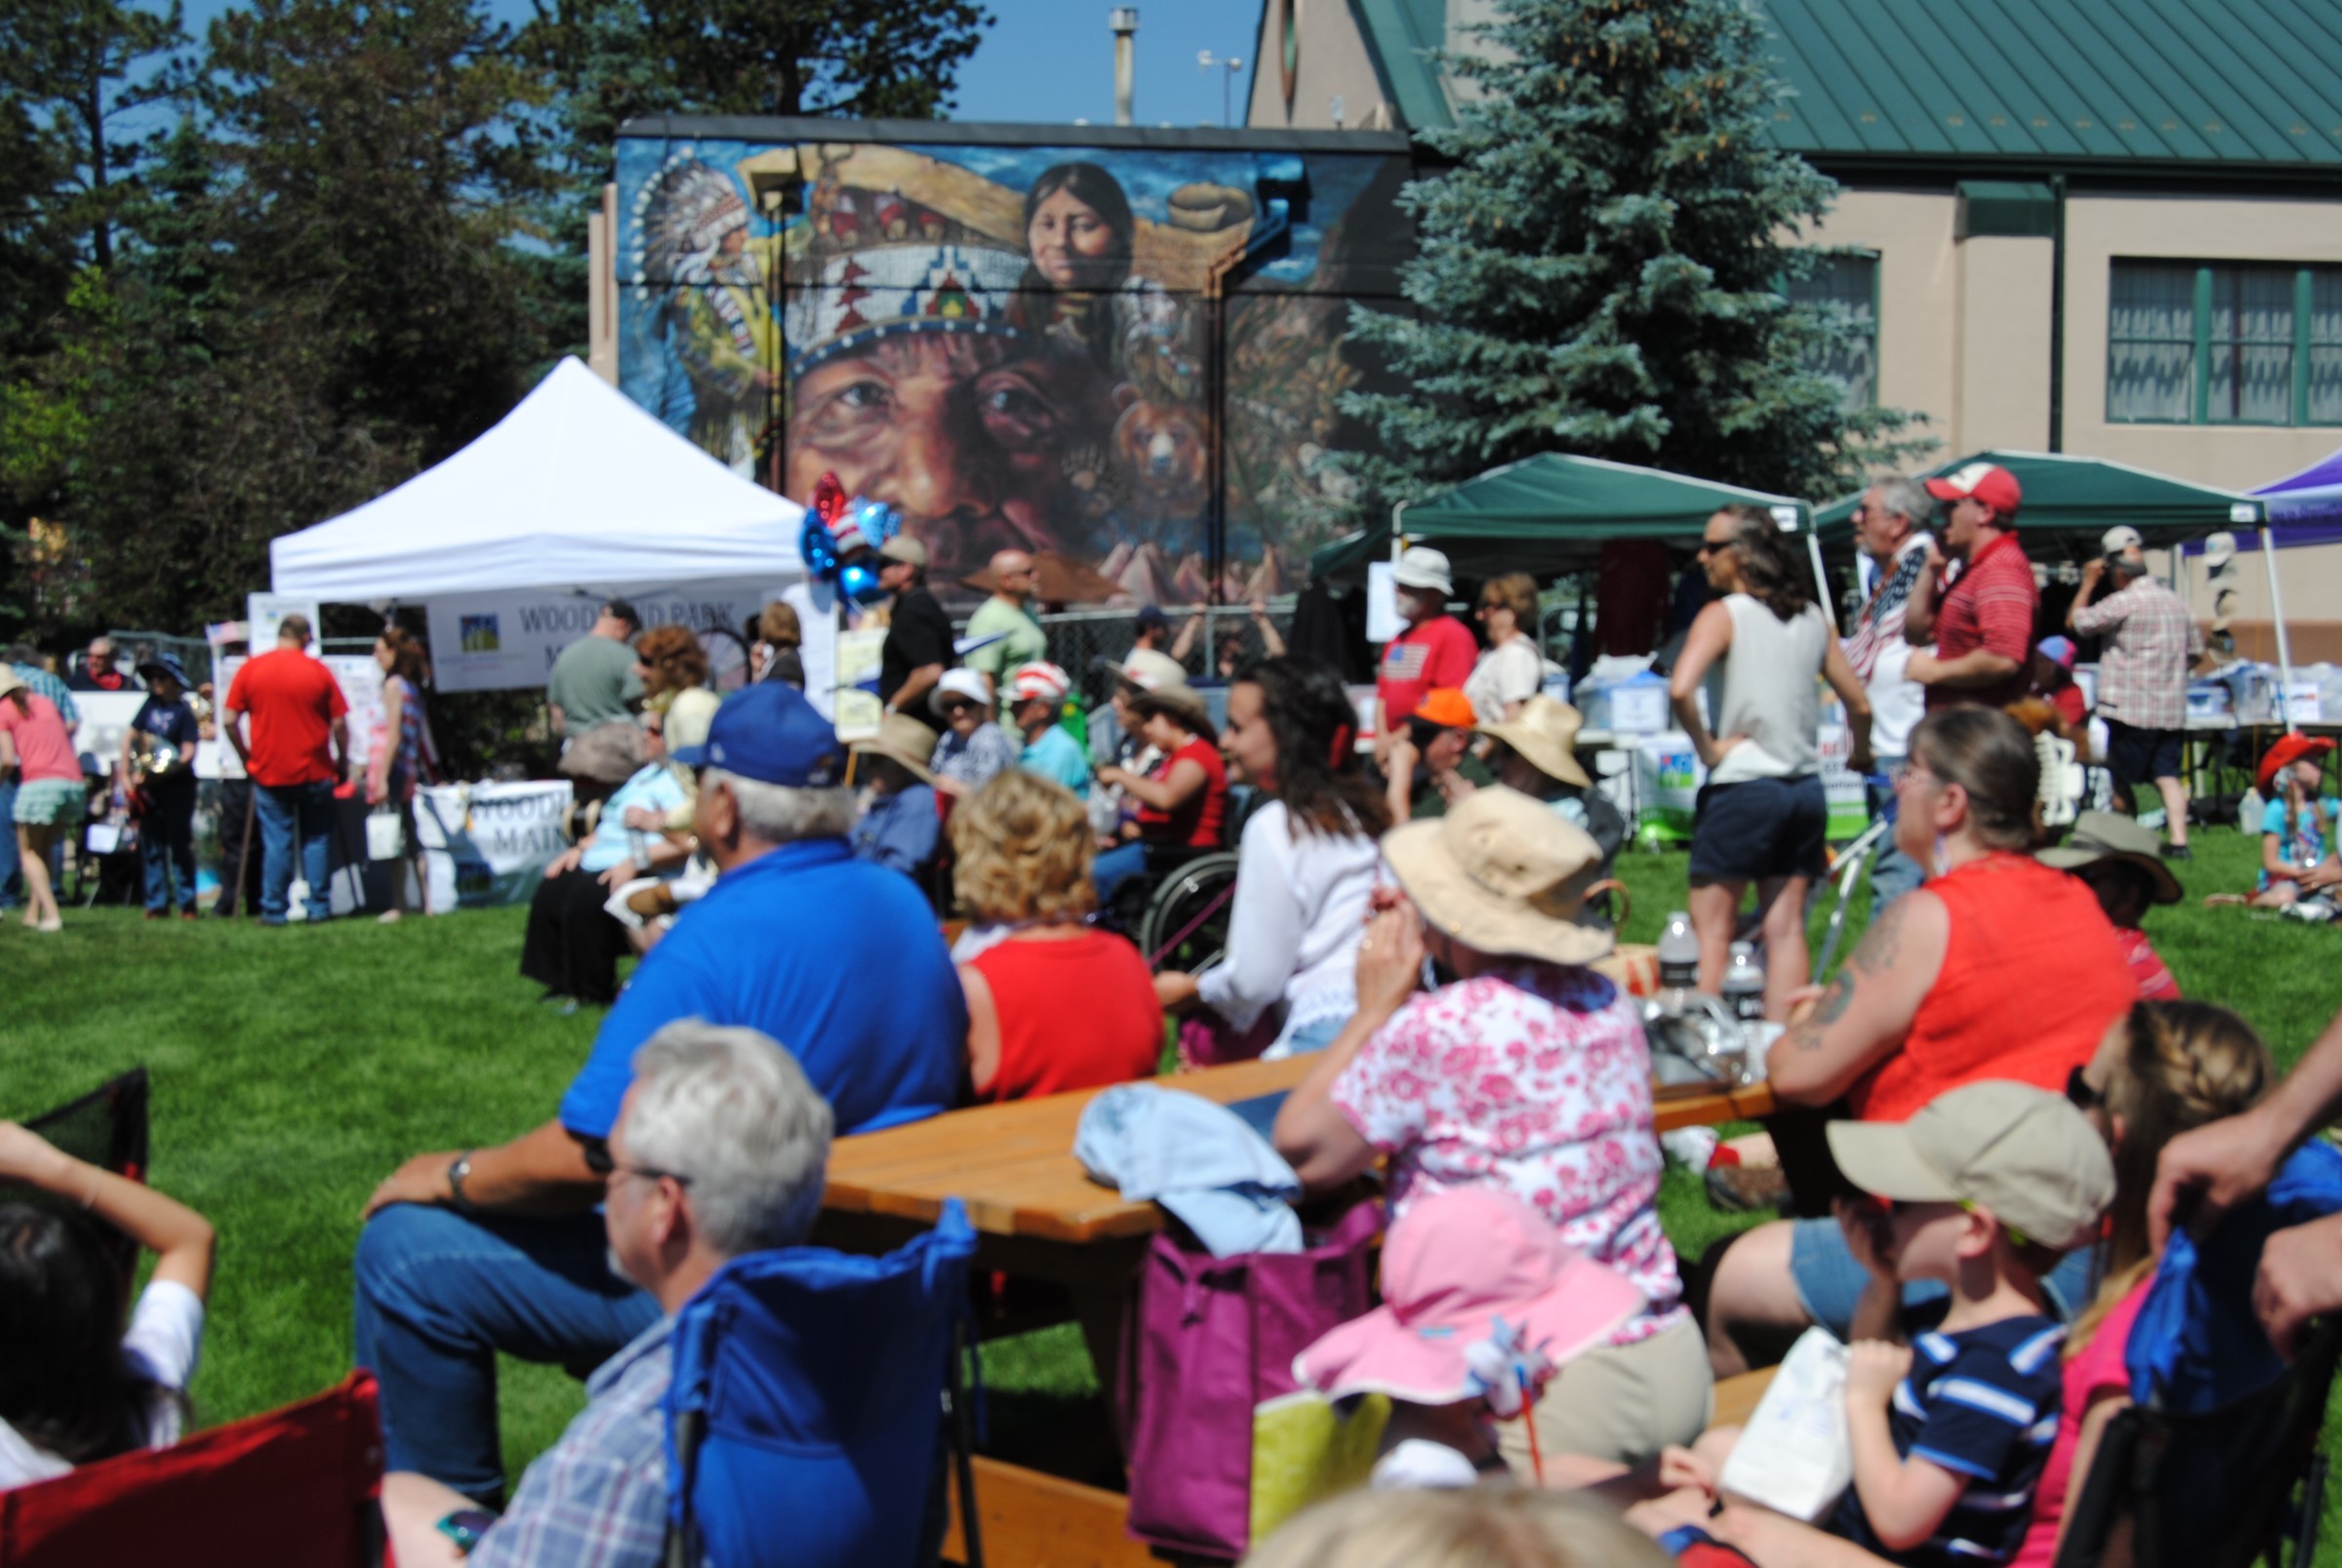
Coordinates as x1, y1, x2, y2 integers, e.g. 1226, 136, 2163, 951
619, 133, 1411, 601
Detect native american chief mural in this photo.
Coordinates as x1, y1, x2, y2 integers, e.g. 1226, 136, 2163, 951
618, 129, 1412, 601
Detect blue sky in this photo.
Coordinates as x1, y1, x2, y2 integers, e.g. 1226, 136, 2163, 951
174, 0, 1267, 128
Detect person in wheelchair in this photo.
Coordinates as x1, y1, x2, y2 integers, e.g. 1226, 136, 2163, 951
1092, 676, 1227, 913
1156, 657, 1386, 1059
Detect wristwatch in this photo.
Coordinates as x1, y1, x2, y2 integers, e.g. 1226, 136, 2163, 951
446, 1150, 477, 1213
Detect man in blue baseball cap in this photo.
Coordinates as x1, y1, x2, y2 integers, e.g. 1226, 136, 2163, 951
351, 682, 967, 1506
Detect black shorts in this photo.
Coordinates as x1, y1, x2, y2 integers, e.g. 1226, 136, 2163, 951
1688, 773, 1828, 883
2104, 720, 2183, 788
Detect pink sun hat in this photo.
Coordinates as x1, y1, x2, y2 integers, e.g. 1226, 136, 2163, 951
1293, 1187, 1643, 1411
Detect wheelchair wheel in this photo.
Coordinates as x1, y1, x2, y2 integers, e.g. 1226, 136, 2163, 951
1138, 851, 1241, 974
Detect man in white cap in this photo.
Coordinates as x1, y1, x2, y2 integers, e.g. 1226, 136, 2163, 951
876, 535, 954, 718
1375, 545, 1476, 770
2070, 524, 2202, 860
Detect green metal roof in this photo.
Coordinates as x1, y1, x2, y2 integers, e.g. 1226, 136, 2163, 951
1348, 0, 2342, 175
1813, 450, 2267, 552
1311, 454, 1810, 581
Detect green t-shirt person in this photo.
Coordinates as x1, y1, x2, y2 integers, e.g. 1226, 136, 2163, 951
547, 631, 642, 733
963, 597, 1048, 686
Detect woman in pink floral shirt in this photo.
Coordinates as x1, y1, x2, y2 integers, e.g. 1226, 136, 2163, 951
1274, 785, 1711, 1473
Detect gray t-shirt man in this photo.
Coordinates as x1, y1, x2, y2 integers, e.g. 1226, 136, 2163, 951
547, 602, 642, 735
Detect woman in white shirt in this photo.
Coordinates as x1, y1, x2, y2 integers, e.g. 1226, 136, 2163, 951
1464, 572, 1547, 724
1155, 657, 1387, 1058
1669, 506, 1872, 1017
0, 1119, 215, 1489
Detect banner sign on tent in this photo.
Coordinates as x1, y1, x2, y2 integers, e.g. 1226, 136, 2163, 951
414, 781, 574, 907
424, 581, 782, 694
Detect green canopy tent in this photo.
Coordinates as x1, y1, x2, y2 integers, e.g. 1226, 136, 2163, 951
1814, 450, 2295, 724
1813, 450, 2266, 553
1308, 452, 1832, 619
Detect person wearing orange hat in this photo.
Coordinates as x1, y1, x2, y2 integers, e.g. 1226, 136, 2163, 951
1904, 462, 2038, 714
1385, 687, 1489, 825
2241, 733, 2341, 909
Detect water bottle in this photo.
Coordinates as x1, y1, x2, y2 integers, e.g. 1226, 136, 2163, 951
1657, 910, 1699, 992
1722, 942, 1767, 1025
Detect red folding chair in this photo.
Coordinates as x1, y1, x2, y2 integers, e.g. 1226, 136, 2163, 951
0, 1373, 385, 1567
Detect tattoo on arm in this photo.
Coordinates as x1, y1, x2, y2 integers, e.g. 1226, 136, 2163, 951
1848, 898, 1907, 976
1787, 972, 1856, 1051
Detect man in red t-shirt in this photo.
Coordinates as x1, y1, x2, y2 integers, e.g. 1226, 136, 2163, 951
1903, 462, 2037, 712
1375, 546, 1477, 770
223, 614, 350, 924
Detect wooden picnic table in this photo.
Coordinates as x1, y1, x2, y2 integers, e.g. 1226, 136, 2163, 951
815, 1060, 1775, 1567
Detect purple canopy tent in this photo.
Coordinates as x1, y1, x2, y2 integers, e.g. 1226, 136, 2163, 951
2173, 448, 2342, 734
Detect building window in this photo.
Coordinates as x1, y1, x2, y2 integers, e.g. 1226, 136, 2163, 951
1785, 252, 1878, 412
2108, 260, 2342, 426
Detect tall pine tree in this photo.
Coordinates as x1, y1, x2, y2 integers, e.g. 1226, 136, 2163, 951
1341, 0, 1921, 508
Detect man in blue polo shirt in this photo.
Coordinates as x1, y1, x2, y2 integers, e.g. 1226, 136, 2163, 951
351, 683, 965, 1507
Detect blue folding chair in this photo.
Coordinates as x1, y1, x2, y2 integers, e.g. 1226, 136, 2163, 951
663, 1199, 981, 1568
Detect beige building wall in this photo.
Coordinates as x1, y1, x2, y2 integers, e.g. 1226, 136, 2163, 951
1247, 0, 1401, 130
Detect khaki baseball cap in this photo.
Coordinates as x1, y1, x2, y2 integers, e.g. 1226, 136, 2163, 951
878, 535, 930, 569
1826, 1081, 2113, 1252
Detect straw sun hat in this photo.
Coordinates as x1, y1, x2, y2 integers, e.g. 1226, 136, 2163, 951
1381, 785, 1614, 967
851, 711, 939, 785
1474, 696, 1593, 789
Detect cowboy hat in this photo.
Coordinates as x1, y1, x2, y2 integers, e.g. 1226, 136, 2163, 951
2035, 810, 2182, 905
2260, 732, 2337, 792
1381, 785, 1614, 966
1129, 677, 1215, 737
1474, 696, 1593, 789
851, 711, 939, 785
1294, 1186, 1641, 1408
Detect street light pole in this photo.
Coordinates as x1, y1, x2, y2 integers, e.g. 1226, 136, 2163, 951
1196, 50, 1243, 127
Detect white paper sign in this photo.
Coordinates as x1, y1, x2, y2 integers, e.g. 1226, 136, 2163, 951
1365, 561, 1402, 644
247, 593, 320, 653
424, 580, 790, 694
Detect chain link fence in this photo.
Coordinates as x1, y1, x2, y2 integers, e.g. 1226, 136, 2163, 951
1017, 601, 1297, 703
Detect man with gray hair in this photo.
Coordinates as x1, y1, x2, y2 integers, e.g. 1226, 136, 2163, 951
355, 681, 964, 1505
379, 1020, 834, 1566
1841, 475, 1934, 907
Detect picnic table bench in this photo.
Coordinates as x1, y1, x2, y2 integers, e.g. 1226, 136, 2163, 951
814, 1060, 1775, 1567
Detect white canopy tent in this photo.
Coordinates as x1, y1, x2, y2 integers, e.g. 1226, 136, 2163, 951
270, 355, 804, 601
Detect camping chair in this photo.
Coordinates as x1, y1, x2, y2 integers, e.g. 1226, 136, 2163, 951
2050, 1314, 2342, 1568
663, 1198, 982, 1568
8, 1068, 150, 1281
0, 1372, 384, 1567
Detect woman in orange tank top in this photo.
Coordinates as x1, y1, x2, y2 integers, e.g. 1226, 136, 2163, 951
1703, 707, 2138, 1377
949, 770, 1164, 1104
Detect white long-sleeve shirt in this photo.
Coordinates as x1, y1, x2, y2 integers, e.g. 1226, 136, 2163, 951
1196, 801, 1381, 1055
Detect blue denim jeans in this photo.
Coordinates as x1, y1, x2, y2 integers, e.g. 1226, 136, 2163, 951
352, 1204, 660, 1506
141, 790, 197, 913
256, 780, 335, 922
1865, 762, 1924, 912
0, 777, 18, 906
1092, 841, 1149, 910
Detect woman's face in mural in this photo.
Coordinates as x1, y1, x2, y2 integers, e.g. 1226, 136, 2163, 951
787, 331, 1109, 574
1027, 187, 1120, 291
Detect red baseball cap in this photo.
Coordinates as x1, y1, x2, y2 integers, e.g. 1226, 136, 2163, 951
1924, 462, 2022, 518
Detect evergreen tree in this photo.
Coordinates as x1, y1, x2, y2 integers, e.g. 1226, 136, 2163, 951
1341, 0, 1921, 508
0, 0, 186, 268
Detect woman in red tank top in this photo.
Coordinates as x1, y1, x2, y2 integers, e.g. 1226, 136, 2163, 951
1095, 679, 1227, 848
1703, 707, 2138, 1375
949, 771, 1164, 1104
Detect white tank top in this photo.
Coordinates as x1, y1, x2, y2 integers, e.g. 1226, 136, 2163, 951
1702, 594, 1828, 784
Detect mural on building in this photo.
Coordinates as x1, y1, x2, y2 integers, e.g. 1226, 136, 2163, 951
617, 132, 1411, 601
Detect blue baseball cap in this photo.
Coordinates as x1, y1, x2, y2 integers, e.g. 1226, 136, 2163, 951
672, 683, 845, 788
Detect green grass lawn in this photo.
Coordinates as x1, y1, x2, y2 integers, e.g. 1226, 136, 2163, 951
4, 825, 2339, 1548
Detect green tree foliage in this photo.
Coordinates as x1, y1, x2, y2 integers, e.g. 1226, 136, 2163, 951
1341, 0, 1923, 508
0, 0, 186, 268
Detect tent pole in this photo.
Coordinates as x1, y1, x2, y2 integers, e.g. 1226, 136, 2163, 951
1391, 500, 1407, 564
1805, 533, 1837, 634
2262, 524, 2298, 735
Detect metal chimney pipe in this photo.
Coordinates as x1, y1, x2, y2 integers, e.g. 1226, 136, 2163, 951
1110, 7, 1139, 126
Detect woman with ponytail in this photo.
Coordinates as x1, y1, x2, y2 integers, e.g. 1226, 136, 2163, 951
368, 626, 436, 921
2009, 1000, 2275, 1566
1154, 657, 1387, 1058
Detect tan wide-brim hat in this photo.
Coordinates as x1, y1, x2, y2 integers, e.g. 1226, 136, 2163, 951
2035, 809, 2182, 905
852, 711, 939, 785
1131, 678, 1215, 737
1474, 696, 1593, 789
1381, 785, 1614, 967
0, 666, 23, 700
